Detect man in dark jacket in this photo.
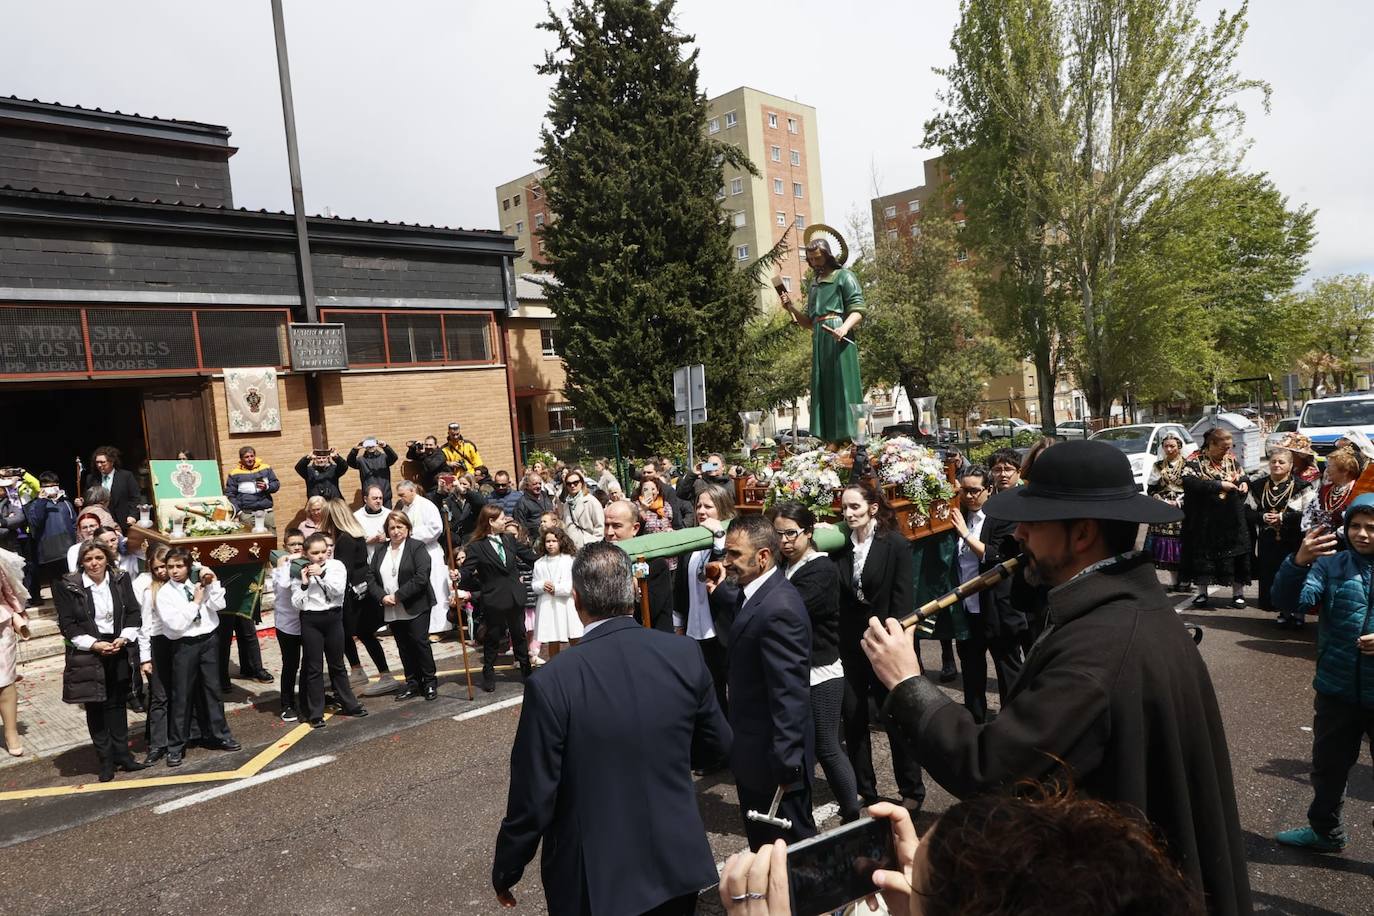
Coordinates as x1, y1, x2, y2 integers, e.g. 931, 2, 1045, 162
493, 543, 730, 915
441, 474, 486, 546
293, 449, 348, 501
603, 499, 673, 631
862, 440, 1251, 916
85, 446, 143, 530
511, 472, 551, 541
346, 438, 399, 506
224, 446, 280, 523
405, 437, 447, 500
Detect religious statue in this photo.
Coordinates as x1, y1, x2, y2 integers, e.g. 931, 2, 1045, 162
775, 224, 866, 445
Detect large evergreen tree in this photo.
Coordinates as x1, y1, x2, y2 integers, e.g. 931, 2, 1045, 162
536, 0, 759, 454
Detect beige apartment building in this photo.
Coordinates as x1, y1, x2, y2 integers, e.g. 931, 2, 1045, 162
495, 167, 552, 277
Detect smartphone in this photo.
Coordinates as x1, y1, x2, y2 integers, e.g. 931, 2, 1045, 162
702, 460, 721, 473
785, 817, 896, 916
363, 438, 377, 448
312, 449, 331, 458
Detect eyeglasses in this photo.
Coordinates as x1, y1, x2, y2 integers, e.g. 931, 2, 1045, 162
774, 528, 805, 540
959, 486, 985, 496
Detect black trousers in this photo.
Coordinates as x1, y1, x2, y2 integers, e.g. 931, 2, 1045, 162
300, 608, 359, 720
389, 612, 437, 690
841, 640, 925, 804
812, 676, 861, 820
481, 603, 530, 680
277, 631, 305, 712
641, 893, 698, 916
736, 781, 817, 850
144, 634, 174, 752
343, 592, 390, 673
695, 636, 729, 718
83, 646, 132, 767
1307, 691, 1374, 837
956, 624, 1025, 724
217, 612, 265, 687
169, 632, 233, 754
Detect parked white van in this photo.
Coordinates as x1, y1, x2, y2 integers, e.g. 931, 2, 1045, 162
1296, 392, 1374, 459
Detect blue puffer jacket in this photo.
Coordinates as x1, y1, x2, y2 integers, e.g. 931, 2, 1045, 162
1272, 493, 1374, 707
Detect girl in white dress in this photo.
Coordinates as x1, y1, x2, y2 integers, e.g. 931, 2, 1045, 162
532, 527, 580, 659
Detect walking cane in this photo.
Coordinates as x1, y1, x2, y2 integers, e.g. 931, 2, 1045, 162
444, 506, 475, 701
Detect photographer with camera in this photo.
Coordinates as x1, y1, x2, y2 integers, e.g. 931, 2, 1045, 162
677, 452, 733, 504
347, 437, 398, 506
294, 448, 348, 502
24, 471, 77, 598
441, 423, 483, 477
405, 436, 448, 499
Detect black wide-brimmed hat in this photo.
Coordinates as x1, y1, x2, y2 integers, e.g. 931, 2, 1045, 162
983, 440, 1183, 525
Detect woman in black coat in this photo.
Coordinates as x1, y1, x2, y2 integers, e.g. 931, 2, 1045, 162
325, 499, 392, 688
460, 504, 538, 692
367, 511, 437, 700
55, 541, 149, 781
833, 480, 925, 808
768, 500, 861, 822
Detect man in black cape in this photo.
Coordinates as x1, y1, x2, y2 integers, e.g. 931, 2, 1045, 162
862, 439, 1251, 915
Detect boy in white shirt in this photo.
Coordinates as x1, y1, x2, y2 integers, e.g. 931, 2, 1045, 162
291, 533, 367, 728
155, 547, 241, 767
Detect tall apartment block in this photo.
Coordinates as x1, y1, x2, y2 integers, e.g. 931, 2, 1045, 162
495, 167, 551, 278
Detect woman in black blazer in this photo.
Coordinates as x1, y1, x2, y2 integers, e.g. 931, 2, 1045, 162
325, 499, 392, 688
55, 541, 149, 781
460, 504, 538, 692
367, 511, 437, 700
834, 480, 925, 808
768, 501, 861, 822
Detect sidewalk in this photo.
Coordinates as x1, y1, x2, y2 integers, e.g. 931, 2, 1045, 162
2, 612, 486, 769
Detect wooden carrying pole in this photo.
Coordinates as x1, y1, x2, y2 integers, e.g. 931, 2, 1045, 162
899, 557, 1022, 634
636, 555, 652, 628
444, 514, 475, 701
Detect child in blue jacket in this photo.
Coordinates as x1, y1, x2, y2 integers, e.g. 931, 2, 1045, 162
1271, 492, 1374, 851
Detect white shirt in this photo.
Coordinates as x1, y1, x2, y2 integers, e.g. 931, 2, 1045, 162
272, 558, 303, 636
156, 576, 226, 639
741, 564, 778, 607
70, 572, 140, 650
379, 542, 405, 597
849, 525, 876, 603
582, 617, 609, 636
401, 495, 443, 546
681, 549, 717, 641
134, 572, 159, 663
957, 508, 986, 614
355, 506, 388, 561
291, 558, 347, 612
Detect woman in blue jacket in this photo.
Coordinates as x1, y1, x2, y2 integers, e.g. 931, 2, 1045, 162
1271, 492, 1374, 852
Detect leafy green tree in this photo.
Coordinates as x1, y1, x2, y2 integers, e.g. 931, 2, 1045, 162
930, 0, 1269, 419
861, 211, 1012, 424
1292, 275, 1374, 393
536, 0, 759, 453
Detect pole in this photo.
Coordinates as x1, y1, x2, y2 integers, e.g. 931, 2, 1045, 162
443, 501, 475, 701
685, 377, 696, 470
636, 556, 652, 628
270, 0, 327, 450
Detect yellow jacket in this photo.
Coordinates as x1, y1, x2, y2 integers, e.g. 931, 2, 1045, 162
441, 439, 482, 474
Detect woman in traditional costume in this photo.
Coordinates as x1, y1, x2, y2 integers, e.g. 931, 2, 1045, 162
1247, 447, 1314, 626
1181, 428, 1251, 610
776, 226, 866, 445
1145, 431, 1187, 589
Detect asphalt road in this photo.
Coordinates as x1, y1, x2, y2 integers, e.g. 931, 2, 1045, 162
1, 591, 1370, 915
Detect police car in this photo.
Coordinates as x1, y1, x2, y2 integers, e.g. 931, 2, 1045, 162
1296, 391, 1374, 458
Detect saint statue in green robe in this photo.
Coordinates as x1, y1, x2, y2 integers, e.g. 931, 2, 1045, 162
777, 231, 866, 444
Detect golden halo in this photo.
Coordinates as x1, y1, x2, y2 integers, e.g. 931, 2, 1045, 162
803, 223, 849, 266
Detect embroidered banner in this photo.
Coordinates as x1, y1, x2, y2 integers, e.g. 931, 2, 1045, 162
224, 367, 281, 433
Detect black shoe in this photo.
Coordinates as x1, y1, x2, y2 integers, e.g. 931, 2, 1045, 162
280, 706, 299, 723
143, 748, 167, 766
251, 670, 274, 684
1231, 596, 1246, 609
1190, 594, 1210, 609
902, 796, 925, 815
308, 718, 326, 729
166, 752, 184, 768
395, 688, 420, 701
520, 664, 533, 680
339, 706, 368, 718
207, 739, 242, 752
424, 685, 438, 701
481, 679, 495, 693
98, 765, 115, 783
127, 694, 146, 714
939, 664, 958, 683
116, 757, 150, 773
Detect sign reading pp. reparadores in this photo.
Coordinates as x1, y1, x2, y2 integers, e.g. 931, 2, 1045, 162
288, 323, 349, 372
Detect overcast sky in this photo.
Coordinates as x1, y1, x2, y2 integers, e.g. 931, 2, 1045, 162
3, 0, 1369, 280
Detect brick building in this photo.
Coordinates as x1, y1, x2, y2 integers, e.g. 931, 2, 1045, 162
0, 97, 523, 516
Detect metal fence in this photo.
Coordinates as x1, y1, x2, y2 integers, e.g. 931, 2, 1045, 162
519, 425, 625, 485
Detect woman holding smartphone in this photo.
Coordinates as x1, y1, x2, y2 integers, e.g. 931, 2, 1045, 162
291, 533, 367, 728
55, 540, 149, 781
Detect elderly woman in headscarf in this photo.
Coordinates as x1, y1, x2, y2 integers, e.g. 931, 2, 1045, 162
1181, 427, 1251, 610
1247, 445, 1314, 626
1146, 431, 1188, 590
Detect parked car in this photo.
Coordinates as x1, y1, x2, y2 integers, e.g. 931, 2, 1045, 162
882, 422, 957, 444
1090, 423, 1196, 492
1297, 392, 1374, 458
1264, 416, 1299, 456
1054, 419, 1091, 440
776, 429, 819, 450
977, 417, 1042, 440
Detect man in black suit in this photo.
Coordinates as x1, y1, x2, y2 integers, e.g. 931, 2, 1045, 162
85, 445, 143, 530
603, 499, 674, 630
492, 542, 731, 915
711, 514, 816, 849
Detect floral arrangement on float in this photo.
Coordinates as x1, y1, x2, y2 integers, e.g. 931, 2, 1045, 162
873, 436, 956, 524
761, 448, 848, 516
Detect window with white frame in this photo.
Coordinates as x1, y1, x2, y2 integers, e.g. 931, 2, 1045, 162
781, 276, 793, 291
776, 211, 787, 227
534, 213, 545, 228
730, 177, 744, 195
908, 199, 920, 213
773, 178, 784, 195
531, 186, 542, 199
737, 244, 750, 260
794, 213, 805, 228
724, 110, 737, 127
771, 145, 781, 162
790, 149, 800, 166
513, 194, 521, 207
515, 220, 524, 234
547, 404, 581, 432
708, 117, 720, 134
787, 117, 798, 133
884, 205, 897, 219
732, 211, 747, 228
717, 185, 727, 200
793, 182, 803, 198
539, 321, 558, 357
768, 112, 778, 128
910, 224, 922, 237
887, 229, 898, 240
502, 198, 510, 211
957, 248, 969, 262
